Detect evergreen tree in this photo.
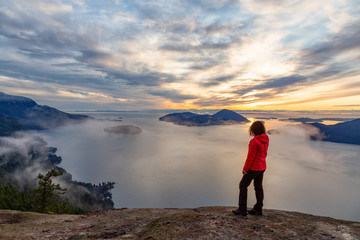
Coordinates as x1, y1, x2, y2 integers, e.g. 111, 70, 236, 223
0, 185, 34, 211
34, 169, 66, 213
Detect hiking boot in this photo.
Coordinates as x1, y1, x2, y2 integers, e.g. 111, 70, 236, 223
248, 208, 262, 216
232, 208, 247, 216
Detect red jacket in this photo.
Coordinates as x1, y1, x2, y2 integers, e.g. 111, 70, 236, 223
243, 133, 269, 172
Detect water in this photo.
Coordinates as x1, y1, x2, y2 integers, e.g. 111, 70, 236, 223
36, 112, 360, 221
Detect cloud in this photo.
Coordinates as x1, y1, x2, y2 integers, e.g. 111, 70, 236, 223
0, 59, 107, 87
334, 104, 360, 107
258, 75, 307, 90
147, 89, 197, 103
0, 132, 52, 188
234, 75, 308, 96
30, 1, 73, 14
299, 20, 360, 70
187, 0, 240, 9
0, 0, 359, 110
160, 41, 232, 52
0, 3, 82, 49
193, 96, 249, 107
108, 70, 178, 87
30, 114, 360, 220
200, 75, 236, 87
0, 0, 182, 89
78, 49, 115, 63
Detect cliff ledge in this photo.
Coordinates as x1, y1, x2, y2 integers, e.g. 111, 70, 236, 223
1, 207, 359, 239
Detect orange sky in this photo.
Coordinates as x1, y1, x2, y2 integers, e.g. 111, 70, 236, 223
0, 0, 359, 111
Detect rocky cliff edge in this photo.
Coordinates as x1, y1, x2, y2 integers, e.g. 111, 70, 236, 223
1, 207, 359, 239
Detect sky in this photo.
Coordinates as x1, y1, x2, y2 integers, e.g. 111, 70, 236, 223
0, 0, 360, 111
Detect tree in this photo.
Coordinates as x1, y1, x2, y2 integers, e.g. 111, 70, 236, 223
34, 169, 66, 213
0, 185, 34, 211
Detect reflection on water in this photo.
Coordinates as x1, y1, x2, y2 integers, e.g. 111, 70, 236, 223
37, 112, 360, 221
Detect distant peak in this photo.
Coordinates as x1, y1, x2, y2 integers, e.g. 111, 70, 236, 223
213, 109, 249, 122
0, 92, 37, 104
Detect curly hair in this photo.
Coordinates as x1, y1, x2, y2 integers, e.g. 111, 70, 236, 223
249, 121, 266, 136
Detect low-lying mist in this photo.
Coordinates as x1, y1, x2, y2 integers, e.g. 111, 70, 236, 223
0, 132, 50, 189
0, 131, 114, 211
35, 113, 360, 221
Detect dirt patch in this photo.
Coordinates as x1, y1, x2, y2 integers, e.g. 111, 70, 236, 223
0, 211, 27, 224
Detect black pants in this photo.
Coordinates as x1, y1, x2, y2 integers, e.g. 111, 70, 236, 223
238, 170, 265, 211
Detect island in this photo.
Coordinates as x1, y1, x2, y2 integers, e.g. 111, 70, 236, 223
267, 129, 281, 135
159, 109, 250, 126
279, 117, 323, 123
104, 125, 142, 135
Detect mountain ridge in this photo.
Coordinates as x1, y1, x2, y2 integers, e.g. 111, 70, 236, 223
0, 92, 89, 132
309, 118, 360, 145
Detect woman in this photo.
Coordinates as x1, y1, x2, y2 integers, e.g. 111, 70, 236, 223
233, 121, 269, 216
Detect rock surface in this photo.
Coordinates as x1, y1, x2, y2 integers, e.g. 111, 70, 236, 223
1, 207, 359, 239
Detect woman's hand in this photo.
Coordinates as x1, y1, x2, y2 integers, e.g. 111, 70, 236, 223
242, 170, 247, 175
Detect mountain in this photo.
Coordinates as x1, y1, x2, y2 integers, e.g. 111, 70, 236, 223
1, 207, 359, 239
0, 93, 114, 212
309, 118, 360, 145
0, 115, 25, 136
159, 109, 249, 126
213, 109, 249, 122
0, 92, 89, 130
0, 132, 115, 211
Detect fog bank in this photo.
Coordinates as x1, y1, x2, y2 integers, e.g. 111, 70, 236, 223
36, 113, 360, 221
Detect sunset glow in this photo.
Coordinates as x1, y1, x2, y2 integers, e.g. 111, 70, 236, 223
0, 0, 359, 111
